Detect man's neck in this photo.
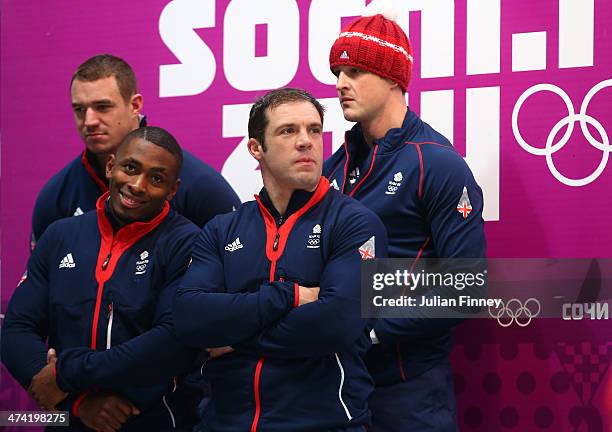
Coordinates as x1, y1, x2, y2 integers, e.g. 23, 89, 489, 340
262, 175, 316, 216
361, 96, 408, 147
265, 185, 293, 216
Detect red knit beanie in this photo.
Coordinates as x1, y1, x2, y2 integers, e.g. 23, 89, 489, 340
329, 0, 413, 91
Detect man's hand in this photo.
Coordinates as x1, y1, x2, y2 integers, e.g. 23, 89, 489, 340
28, 348, 67, 410
298, 286, 320, 306
208, 346, 235, 358
78, 391, 140, 432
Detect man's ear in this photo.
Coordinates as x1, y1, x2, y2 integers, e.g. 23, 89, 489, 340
130, 93, 143, 116
386, 77, 399, 90
105, 154, 116, 180
167, 178, 181, 202
247, 138, 264, 161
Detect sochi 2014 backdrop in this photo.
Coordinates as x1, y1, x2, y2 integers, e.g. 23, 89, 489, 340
1, 1, 611, 430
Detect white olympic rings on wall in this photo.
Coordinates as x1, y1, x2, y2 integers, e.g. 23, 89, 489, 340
512, 79, 612, 187
488, 298, 541, 327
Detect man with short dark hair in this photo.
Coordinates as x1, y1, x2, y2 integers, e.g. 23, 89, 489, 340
31, 54, 240, 250
174, 88, 388, 431
3, 127, 201, 431
324, 1, 487, 431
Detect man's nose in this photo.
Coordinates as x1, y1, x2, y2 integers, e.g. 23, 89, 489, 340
128, 174, 147, 194
296, 129, 312, 149
84, 107, 100, 127
336, 71, 348, 91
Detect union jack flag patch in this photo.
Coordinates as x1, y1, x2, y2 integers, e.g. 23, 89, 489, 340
359, 236, 376, 260
456, 187, 472, 219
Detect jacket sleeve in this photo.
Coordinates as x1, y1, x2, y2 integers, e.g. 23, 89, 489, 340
1, 224, 56, 389
31, 177, 63, 250
54, 226, 199, 393
373, 148, 487, 344
234, 208, 388, 358
173, 217, 297, 348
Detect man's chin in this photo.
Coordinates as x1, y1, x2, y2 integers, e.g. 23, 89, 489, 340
296, 174, 321, 192
340, 108, 360, 123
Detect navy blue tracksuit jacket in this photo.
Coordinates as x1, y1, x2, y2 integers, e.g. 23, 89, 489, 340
324, 109, 486, 385
2, 193, 200, 430
174, 177, 388, 431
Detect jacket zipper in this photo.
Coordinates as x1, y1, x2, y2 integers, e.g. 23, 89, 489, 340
91, 239, 116, 349
251, 213, 284, 432
106, 302, 114, 349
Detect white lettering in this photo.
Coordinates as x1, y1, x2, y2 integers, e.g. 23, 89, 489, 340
308, 0, 366, 85
159, 0, 216, 97
394, 1, 455, 78
224, 0, 299, 91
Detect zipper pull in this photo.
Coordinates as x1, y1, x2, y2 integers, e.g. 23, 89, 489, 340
273, 233, 280, 251
107, 302, 113, 319
102, 252, 112, 270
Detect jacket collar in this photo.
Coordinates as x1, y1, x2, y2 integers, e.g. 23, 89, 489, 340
96, 191, 170, 242
258, 185, 317, 223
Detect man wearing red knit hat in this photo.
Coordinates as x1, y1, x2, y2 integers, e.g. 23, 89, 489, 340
324, 1, 487, 431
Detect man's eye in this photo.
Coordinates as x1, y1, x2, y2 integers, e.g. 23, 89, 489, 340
310, 127, 322, 134
281, 128, 295, 134
96, 105, 112, 112
73, 107, 85, 115
124, 164, 136, 173
151, 175, 163, 184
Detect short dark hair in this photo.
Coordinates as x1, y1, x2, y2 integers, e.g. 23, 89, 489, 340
120, 126, 183, 175
71, 54, 138, 102
248, 88, 325, 150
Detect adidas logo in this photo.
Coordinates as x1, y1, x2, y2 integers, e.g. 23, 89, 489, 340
340, 50, 349, 60
330, 179, 340, 190
59, 253, 76, 269
73, 207, 84, 216
225, 237, 243, 252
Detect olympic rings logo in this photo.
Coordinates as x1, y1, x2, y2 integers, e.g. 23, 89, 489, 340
512, 79, 612, 187
488, 298, 541, 327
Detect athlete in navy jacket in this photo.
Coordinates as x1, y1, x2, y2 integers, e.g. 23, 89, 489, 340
325, 2, 486, 431
30, 54, 239, 250
2, 127, 201, 431
174, 88, 388, 431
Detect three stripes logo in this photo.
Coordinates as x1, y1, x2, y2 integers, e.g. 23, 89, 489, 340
225, 237, 243, 252
59, 253, 76, 269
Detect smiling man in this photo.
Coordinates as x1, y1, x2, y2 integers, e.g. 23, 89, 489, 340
2, 127, 201, 431
31, 54, 239, 250
174, 88, 388, 431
